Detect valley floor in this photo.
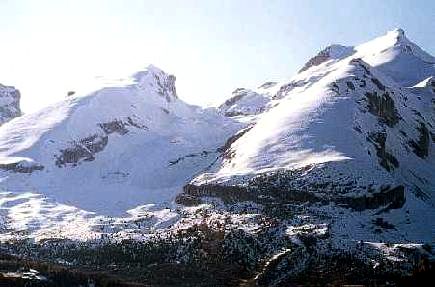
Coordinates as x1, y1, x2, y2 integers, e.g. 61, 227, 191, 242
0, 249, 433, 286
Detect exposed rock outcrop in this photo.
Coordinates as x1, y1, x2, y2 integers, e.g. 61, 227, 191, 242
55, 117, 148, 167
367, 132, 399, 172
217, 126, 253, 160
0, 160, 44, 173
409, 123, 430, 158
219, 88, 269, 117
0, 84, 21, 125
336, 185, 405, 211
258, 81, 277, 89
179, 175, 405, 211
365, 91, 399, 127
55, 134, 109, 167
133, 66, 178, 102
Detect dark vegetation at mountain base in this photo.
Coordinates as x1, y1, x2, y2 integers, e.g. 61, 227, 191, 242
0, 224, 432, 286
0, 248, 432, 286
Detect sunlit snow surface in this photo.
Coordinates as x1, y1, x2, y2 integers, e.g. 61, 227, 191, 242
0, 65, 243, 240
201, 29, 434, 190
0, 29, 434, 243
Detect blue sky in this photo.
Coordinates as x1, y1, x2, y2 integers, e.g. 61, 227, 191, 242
1, 0, 434, 112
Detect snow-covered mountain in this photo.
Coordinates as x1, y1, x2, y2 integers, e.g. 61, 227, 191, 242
0, 84, 21, 125
181, 28, 435, 246
0, 30, 433, 282
194, 29, 434, 201
0, 65, 240, 222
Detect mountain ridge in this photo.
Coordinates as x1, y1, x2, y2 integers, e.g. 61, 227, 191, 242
0, 29, 433, 270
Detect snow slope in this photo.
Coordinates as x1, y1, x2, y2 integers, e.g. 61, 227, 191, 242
198, 29, 434, 203
357, 28, 435, 86
184, 28, 435, 254
0, 65, 241, 221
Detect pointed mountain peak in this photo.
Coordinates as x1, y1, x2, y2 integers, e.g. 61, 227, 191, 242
132, 65, 178, 102
380, 28, 417, 48
389, 27, 406, 41
299, 29, 413, 74
354, 28, 434, 86
355, 28, 434, 60
132, 64, 172, 83
376, 28, 409, 44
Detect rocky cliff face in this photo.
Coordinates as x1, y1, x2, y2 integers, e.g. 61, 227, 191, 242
0, 84, 21, 125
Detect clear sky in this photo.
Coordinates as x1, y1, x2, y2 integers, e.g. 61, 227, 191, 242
1, 0, 434, 113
